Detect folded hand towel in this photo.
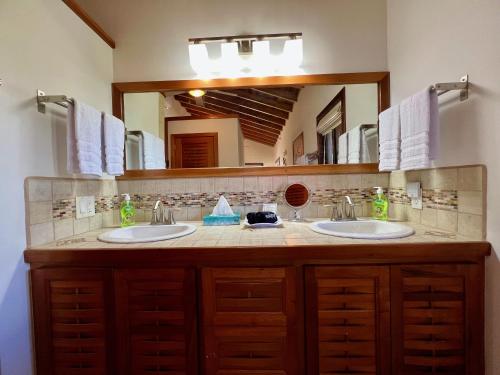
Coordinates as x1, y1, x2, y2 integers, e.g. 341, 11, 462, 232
337, 133, 348, 164
102, 113, 125, 176
67, 100, 102, 176
400, 87, 439, 170
155, 137, 166, 169
378, 105, 401, 171
142, 131, 157, 169
348, 126, 361, 164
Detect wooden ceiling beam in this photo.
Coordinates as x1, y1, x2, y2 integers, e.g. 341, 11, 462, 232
179, 102, 227, 116
175, 95, 284, 132
252, 87, 300, 102
177, 94, 286, 126
241, 127, 278, 143
239, 120, 281, 136
241, 132, 276, 146
205, 91, 290, 119
225, 89, 294, 112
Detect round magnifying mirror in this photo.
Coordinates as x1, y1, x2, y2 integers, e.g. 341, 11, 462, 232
283, 183, 311, 221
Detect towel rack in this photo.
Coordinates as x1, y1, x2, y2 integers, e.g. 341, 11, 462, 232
432, 74, 469, 101
37, 89, 74, 114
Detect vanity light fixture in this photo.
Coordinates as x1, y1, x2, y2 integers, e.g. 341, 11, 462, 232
188, 89, 206, 98
188, 33, 303, 77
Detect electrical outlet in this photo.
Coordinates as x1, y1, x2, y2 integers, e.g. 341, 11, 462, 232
76, 196, 96, 219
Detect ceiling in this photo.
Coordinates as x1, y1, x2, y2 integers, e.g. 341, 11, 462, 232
172, 87, 301, 146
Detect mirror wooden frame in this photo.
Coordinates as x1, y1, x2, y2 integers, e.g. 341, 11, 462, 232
112, 71, 390, 179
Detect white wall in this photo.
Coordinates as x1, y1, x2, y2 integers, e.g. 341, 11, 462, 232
77, 0, 387, 81
387, 1, 500, 373
244, 139, 276, 166
124, 92, 163, 138
0, 1, 113, 373
168, 118, 242, 167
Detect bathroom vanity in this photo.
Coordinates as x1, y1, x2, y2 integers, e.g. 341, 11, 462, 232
25, 222, 490, 375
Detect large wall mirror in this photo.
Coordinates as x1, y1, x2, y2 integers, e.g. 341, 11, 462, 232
113, 72, 389, 178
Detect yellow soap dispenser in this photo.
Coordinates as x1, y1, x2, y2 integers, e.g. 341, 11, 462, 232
372, 187, 388, 221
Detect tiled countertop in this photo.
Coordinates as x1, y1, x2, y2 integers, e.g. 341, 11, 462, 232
28, 219, 481, 251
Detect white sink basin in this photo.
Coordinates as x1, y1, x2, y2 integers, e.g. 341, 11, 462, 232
310, 220, 414, 240
98, 223, 196, 243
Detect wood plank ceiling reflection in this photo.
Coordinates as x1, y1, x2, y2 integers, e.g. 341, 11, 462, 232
173, 87, 301, 146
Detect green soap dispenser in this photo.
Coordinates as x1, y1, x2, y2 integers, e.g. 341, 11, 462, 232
372, 187, 388, 221
120, 193, 136, 227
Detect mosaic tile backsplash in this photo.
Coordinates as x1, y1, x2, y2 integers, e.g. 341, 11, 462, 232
25, 165, 486, 246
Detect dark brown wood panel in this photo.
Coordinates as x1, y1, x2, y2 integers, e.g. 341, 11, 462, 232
31, 268, 113, 374
201, 267, 303, 374
305, 266, 391, 375
391, 264, 484, 375
114, 268, 197, 375
171, 133, 219, 168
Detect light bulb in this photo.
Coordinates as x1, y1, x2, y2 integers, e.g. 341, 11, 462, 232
188, 89, 206, 98
188, 44, 210, 74
220, 42, 242, 75
251, 40, 273, 75
281, 39, 303, 71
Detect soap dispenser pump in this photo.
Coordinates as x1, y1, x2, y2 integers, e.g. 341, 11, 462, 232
120, 193, 136, 227
372, 187, 388, 221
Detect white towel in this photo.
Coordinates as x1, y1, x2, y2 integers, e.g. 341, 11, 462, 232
67, 100, 102, 176
337, 133, 348, 164
155, 137, 166, 169
400, 87, 439, 170
142, 131, 156, 169
347, 126, 361, 164
378, 105, 401, 171
102, 113, 125, 176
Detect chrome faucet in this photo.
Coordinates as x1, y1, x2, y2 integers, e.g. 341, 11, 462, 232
151, 200, 177, 225
325, 195, 357, 221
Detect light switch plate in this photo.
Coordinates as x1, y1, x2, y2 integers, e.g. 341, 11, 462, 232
76, 196, 96, 219
411, 198, 423, 210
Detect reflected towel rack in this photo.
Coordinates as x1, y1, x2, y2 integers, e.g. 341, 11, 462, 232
431, 74, 469, 101
37, 89, 74, 114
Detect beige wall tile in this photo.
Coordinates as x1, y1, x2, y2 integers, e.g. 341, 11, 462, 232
360, 174, 377, 189
421, 207, 437, 227
406, 206, 422, 224
457, 166, 483, 191
30, 222, 54, 246
117, 181, 129, 195
389, 171, 407, 188
102, 211, 115, 227
74, 217, 90, 235
257, 176, 273, 192
200, 178, 215, 193
54, 219, 74, 240
134, 209, 147, 223
389, 203, 407, 221
87, 180, 103, 197
52, 180, 74, 200
346, 174, 362, 189
214, 177, 229, 193
185, 179, 201, 193
303, 203, 318, 219
272, 176, 287, 191
436, 210, 458, 232
175, 207, 188, 221
458, 213, 484, 240
317, 175, 333, 190
102, 180, 117, 196
170, 179, 186, 193
74, 180, 88, 196
331, 175, 348, 189
89, 213, 103, 230
227, 177, 244, 192
421, 168, 457, 190
187, 207, 202, 221
244, 177, 258, 192
317, 204, 331, 219
29, 201, 53, 225
458, 191, 483, 215
27, 179, 52, 202
376, 173, 390, 188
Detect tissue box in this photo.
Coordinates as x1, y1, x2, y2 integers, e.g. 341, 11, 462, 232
203, 213, 241, 226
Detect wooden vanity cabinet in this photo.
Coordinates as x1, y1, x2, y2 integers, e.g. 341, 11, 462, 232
28, 249, 487, 375
200, 267, 303, 374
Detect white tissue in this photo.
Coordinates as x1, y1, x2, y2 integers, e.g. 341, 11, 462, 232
211, 196, 234, 216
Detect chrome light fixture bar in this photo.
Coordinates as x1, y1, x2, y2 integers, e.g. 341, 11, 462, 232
188, 33, 303, 77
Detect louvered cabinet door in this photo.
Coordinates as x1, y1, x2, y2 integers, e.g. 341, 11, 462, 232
114, 268, 197, 375
391, 265, 484, 375
201, 267, 302, 375
31, 268, 112, 375
305, 266, 391, 375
